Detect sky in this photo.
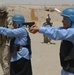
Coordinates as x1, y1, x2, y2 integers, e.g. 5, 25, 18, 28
0, 0, 74, 5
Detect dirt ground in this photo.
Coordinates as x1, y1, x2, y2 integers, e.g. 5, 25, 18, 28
0, 4, 74, 75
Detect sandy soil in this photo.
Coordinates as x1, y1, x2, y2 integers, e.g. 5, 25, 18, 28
0, 4, 74, 75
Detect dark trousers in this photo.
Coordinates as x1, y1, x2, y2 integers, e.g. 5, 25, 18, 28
10, 58, 32, 75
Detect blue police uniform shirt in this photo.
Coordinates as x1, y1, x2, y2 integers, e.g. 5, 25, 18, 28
39, 25, 74, 44
39, 25, 74, 74
0, 26, 31, 62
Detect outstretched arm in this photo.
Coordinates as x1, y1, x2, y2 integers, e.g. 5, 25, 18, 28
29, 25, 74, 41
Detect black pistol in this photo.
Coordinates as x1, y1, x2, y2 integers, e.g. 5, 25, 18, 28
23, 22, 35, 27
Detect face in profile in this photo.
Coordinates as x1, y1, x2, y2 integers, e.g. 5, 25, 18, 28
62, 16, 69, 28
12, 21, 17, 28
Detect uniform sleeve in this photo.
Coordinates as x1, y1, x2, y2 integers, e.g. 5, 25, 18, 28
6, 16, 13, 28
39, 25, 74, 40
0, 27, 26, 37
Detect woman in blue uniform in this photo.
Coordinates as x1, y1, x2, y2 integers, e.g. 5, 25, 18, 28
29, 8, 74, 75
0, 14, 32, 75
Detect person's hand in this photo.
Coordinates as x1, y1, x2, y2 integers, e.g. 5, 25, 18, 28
29, 24, 39, 34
